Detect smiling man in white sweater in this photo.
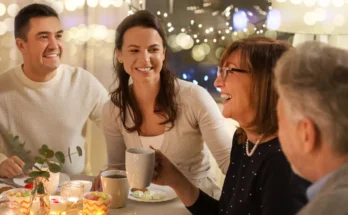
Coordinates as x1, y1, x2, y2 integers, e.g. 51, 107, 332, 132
0, 4, 108, 177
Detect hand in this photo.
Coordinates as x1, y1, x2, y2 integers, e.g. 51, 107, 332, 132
0, 156, 25, 178
92, 174, 102, 191
151, 147, 200, 206
151, 147, 185, 188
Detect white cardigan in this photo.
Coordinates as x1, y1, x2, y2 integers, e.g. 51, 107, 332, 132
103, 79, 232, 196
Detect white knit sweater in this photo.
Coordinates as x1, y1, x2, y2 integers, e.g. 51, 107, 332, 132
0, 64, 109, 174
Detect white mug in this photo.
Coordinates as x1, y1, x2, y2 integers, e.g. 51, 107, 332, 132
125, 148, 155, 189
101, 170, 129, 209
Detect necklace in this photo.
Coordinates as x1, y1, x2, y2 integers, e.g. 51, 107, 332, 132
245, 134, 264, 157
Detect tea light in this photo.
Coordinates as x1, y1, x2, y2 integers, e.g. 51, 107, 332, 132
0, 202, 21, 215
49, 196, 67, 215
67, 197, 79, 203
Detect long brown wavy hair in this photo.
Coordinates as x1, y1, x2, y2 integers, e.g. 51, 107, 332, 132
110, 10, 178, 133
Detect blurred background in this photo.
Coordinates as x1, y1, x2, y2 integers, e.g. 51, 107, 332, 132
1, 0, 348, 183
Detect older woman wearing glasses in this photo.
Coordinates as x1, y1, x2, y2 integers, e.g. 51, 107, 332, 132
152, 37, 310, 215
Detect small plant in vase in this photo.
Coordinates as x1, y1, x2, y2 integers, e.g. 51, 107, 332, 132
4, 132, 83, 215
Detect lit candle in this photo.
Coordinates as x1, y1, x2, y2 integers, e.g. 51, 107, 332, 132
67, 197, 79, 203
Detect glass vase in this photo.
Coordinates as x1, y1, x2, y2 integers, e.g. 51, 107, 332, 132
30, 181, 50, 215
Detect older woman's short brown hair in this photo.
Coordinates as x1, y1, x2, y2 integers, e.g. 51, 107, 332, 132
220, 37, 291, 138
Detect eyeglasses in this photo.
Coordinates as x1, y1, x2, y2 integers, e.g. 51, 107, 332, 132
217, 66, 248, 81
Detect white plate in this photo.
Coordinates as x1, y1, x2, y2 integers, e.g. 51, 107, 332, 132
0, 184, 14, 199
128, 184, 177, 203
13, 173, 70, 187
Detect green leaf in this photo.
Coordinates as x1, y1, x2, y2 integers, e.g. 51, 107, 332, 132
55, 152, 65, 164
38, 145, 49, 156
28, 171, 42, 178
37, 182, 45, 194
41, 171, 50, 179
22, 162, 34, 173
48, 163, 61, 173
45, 150, 54, 159
76, 146, 82, 156
24, 178, 35, 184
34, 156, 45, 164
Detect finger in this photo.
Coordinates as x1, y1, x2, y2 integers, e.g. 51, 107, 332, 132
4, 166, 17, 178
9, 161, 23, 176
92, 179, 98, 191
93, 177, 101, 191
12, 156, 25, 168
2, 169, 11, 178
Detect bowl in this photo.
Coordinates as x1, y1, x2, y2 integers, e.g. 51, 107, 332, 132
3, 188, 32, 215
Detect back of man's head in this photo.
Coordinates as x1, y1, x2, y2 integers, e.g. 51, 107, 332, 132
15, 3, 59, 41
275, 41, 348, 155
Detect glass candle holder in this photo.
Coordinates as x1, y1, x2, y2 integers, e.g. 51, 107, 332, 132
61, 181, 84, 202
0, 201, 21, 215
60, 181, 84, 212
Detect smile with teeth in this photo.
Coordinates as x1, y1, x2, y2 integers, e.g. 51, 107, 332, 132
44, 53, 59, 58
221, 93, 232, 101
136, 67, 153, 72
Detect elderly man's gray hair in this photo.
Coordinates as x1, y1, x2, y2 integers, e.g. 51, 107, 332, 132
275, 41, 348, 155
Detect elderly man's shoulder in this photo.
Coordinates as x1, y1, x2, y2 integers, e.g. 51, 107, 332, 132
298, 188, 348, 215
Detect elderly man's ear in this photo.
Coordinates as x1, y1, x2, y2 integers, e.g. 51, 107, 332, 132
297, 117, 318, 154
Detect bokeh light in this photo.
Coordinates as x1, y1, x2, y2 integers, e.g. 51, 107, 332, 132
266, 9, 281, 30
0, 3, 6, 17
233, 10, 248, 30
51, 1, 64, 14
0, 22, 7, 36
87, 0, 98, 7
65, 0, 77, 11
7, 3, 20, 17
303, 0, 316, 6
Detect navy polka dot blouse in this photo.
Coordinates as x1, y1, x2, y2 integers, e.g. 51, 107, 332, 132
187, 133, 310, 215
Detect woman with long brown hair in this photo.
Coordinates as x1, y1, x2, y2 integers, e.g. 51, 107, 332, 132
92, 10, 232, 198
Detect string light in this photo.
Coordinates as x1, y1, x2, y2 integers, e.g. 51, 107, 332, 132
152, 1, 272, 59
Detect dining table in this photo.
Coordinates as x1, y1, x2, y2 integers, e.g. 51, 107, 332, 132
0, 174, 192, 215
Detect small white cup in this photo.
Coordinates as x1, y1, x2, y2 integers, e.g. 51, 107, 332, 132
126, 148, 155, 189
101, 170, 129, 208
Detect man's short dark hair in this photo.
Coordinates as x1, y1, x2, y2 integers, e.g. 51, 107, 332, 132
14, 3, 59, 41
